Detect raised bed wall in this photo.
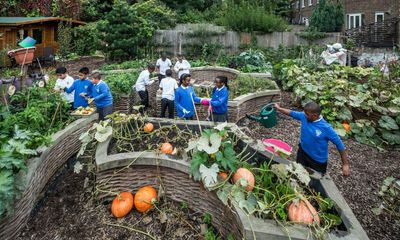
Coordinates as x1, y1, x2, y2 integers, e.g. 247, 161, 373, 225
0, 114, 98, 240
95, 118, 369, 240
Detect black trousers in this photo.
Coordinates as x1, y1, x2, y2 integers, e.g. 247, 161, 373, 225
296, 144, 327, 174
158, 74, 166, 81
138, 90, 149, 113
161, 98, 174, 118
97, 105, 113, 121
212, 112, 228, 122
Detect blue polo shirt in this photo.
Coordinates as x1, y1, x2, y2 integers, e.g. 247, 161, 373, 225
175, 85, 201, 118
65, 79, 92, 109
210, 86, 229, 114
90, 81, 113, 108
290, 111, 345, 164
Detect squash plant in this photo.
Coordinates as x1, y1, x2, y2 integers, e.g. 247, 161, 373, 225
0, 86, 73, 217
187, 124, 342, 237
103, 72, 139, 100
278, 60, 400, 146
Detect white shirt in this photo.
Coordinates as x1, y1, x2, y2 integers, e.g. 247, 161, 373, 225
174, 60, 191, 79
135, 70, 154, 92
54, 75, 74, 103
159, 77, 178, 101
156, 58, 172, 75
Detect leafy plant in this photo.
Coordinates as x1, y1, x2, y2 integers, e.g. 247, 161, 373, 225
73, 22, 101, 56
57, 22, 73, 61
372, 177, 400, 224
310, 0, 344, 32
103, 72, 139, 100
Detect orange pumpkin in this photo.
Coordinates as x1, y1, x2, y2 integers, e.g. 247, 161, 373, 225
342, 122, 351, 133
161, 143, 173, 154
288, 199, 320, 225
111, 192, 134, 218
218, 172, 228, 180
233, 168, 255, 191
134, 186, 157, 213
143, 123, 154, 133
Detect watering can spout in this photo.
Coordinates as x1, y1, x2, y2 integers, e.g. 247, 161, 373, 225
246, 103, 278, 128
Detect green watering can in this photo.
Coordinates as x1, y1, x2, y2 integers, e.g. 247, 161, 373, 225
246, 103, 277, 128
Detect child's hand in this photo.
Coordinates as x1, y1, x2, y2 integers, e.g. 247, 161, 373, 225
80, 93, 87, 97
88, 98, 94, 104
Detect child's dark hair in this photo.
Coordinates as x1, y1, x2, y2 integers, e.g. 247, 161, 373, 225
165, 69, 172, 77
79, 67, 89, 75
304, 101, 321, 114
55, 67, 67, 74
216, 76, 229, 90
179, 73, 190, 86
147, 63, 155, 70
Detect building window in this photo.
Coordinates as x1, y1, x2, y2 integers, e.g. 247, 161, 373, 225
347, 14, 362, 29
301, 0, 305, 8
375, 12, 384, 22
308, 0, 312, 6
32, 29, 43, 44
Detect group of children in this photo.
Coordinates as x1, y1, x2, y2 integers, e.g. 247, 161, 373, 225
54, 67, 113, 120
135, 53, 229, 122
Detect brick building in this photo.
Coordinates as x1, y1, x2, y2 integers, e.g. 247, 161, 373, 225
293, 0, 400, 30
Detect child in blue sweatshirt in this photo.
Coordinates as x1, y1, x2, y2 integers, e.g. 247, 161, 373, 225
175, 74, 202, 119
88, 73, 113, 120
201, 76, 229, 122
64, 67, 92, 109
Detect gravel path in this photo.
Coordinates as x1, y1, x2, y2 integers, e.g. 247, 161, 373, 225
237, 92, 400, 240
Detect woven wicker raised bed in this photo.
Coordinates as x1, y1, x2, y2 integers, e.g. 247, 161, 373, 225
0, 114, 98, 240
95, 117, 369, 240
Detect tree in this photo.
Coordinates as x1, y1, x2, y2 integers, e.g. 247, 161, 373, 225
57, 22, 73, 61
97, 0, 154, 61
310, 0, 344, 32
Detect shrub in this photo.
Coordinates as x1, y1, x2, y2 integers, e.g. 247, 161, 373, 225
310, 0, 344, 32
57, 22, 73, 60
73, 22, 101, 56
133, 0, 177, 29
218, 1, 288, 33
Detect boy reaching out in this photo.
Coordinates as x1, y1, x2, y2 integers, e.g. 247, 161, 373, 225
275, 102, 350, 176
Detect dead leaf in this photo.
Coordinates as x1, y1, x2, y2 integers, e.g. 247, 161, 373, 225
142, 216, 152, 225
159, 211, 168, 224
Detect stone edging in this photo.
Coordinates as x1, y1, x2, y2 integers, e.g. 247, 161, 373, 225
95, 117, 369, 240
0, 114, 98, 240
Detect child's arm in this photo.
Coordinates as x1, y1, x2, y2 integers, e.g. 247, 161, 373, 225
64, 81, 75, 93
93, 84, 109, 101
210, 89, 228, 107
190, 88, 202, 103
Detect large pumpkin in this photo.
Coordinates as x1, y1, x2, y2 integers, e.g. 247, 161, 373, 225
288, 199, 320, 225
144, 123, 154, 133
134, 186, 157, 213
111, 192, 134, 218
233, 168, 255, 191
342, 122, 351, 133
161, 143, 173, 154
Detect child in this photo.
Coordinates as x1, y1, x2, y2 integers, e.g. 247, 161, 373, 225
135, 64, 156, 113
202, 76, 229, 122
54, 67, 74, 108
64, 67, 92, 109
87, 73, 113, 120
173, 53, 190, 79
174, 74, 202, 120
156, 52, 172, 81
159, 69, 178, 118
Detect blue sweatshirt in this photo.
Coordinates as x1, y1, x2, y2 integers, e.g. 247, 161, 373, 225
90, 81, 113, 108
175, 85, 201, 118
210, 86, 229, 114
65, 79, 92, 109
290, 111, 345, 164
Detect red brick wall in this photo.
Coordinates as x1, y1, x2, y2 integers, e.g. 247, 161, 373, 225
293, 0, 400, 29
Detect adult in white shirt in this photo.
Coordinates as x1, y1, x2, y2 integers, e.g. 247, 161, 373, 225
159, 69, 178, 118
135, 64, 156, 113
156, 52, 172, 81
174, 53, 191, 79
54, 67, 74, 108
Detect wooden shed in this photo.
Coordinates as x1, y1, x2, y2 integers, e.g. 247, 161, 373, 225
0, 17, 85, 59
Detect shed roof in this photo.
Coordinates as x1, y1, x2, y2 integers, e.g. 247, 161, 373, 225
0, 17, 85, 26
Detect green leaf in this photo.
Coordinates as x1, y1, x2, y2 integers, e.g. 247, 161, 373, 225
320, 213, 342, 226
199, 163, 219, 187
190, 151, 208, 176
381, 131, 400, 145
197, 133, 221, 154
378, 116, 399, 130
94, 123, 113, 142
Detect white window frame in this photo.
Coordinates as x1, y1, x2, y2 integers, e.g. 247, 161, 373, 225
301, 0, 305, 8
375, 12, 384, 22
308, 0, 312, 6
347, 13, 362, 29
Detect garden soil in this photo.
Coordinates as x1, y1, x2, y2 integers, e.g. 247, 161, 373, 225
17, 157, 215, 240
56, 56, 105, 77
237, 91, 400, 240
